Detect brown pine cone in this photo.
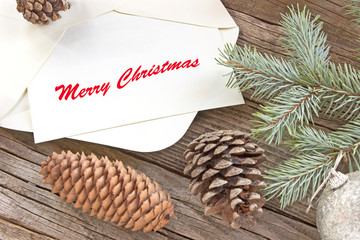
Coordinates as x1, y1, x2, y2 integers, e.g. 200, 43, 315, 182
39, 151, 174, 232
16, 0, 71, 25
183, 130, 267, 228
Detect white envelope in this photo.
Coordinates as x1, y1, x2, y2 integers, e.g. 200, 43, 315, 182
0, 0, 242, 152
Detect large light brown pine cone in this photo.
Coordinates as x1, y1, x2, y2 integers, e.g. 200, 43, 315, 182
16, 0, 71, 25
183, 130, 267, 228
39, 151, 174, 232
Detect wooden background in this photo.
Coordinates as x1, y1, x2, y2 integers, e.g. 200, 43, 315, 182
1, 0, 359, 239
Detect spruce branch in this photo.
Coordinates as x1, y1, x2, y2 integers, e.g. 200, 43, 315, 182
217, 5, 360, 209
317, 62, 360, 120
287, 126, 335, 153
265, 122, 360, 208
252, 86, 321, 144
280, 5, 330, 71
264, 151, 334, 209
217, 44, 300, 100
342, 0, 360, 24
330, 120, 360, 171
217, 6, 360, 143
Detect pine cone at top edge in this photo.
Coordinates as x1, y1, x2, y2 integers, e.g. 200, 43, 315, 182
183, 130, 267, 229
39, 151, 174, 232
16, 0, 71, 25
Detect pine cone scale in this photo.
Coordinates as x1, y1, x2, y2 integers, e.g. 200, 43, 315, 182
209, 177, 227, 189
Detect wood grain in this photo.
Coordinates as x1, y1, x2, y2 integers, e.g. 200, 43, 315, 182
0, 218, 52, 240
1, 0, 360, 239
0, 133, 318, 240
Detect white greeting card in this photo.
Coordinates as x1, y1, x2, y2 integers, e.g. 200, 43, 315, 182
28, 12, 242, 143
1, 0, 242, 151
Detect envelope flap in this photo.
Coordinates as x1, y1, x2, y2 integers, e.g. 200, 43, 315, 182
0, 1, 23, 20
115, 0, 237, 29
1, 0, 237, 29
0, 0, 120, 28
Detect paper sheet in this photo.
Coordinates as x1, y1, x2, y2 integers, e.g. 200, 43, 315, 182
28, 12, 242, 143
1, 0, 242, 151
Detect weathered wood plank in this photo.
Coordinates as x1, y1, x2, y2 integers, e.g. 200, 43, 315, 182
0, 115, 319, 228
0, 170, 167, 240
0, 133, 319, 239
0, 218, 53, 240
222, 0, 360, 65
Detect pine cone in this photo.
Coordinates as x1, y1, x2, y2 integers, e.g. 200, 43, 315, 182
183, 130, 267, 228
39, 151, 174, 232
16, 0, 71, 25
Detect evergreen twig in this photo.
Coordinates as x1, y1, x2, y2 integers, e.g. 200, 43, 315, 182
252, 86, 321, 144
279, 6, 330, 71
217, 5, 360, 208
343, 0, 360, 24
266, 122, 360, 208
217, 45, 299, 100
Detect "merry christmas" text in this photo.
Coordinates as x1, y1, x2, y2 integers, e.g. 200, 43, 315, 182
54, 58, 200, 100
